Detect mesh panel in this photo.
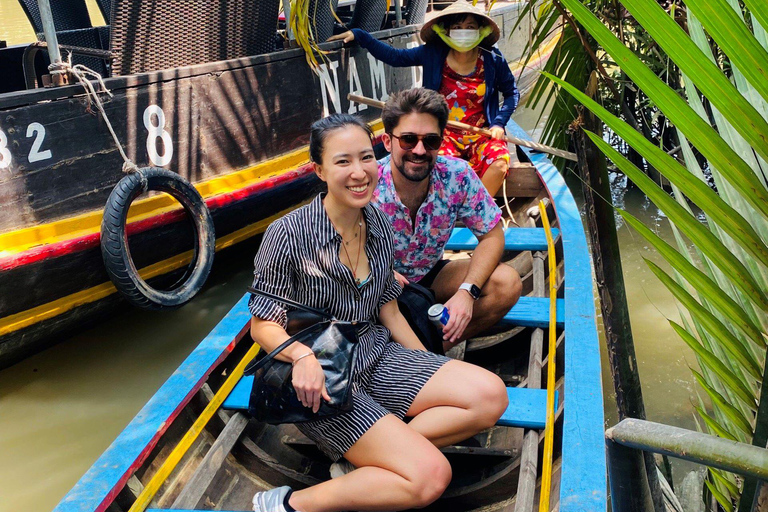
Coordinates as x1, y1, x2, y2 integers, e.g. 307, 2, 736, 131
38, 27, 109, 75
96, 0, 112, 23
349, 0, 387, 32
405, 0, 429, 24
18, 0, 92, 33
110, 0, 280, 75
307, 0, 340, 44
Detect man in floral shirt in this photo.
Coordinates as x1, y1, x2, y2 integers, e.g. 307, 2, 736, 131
372, 88, 522, 349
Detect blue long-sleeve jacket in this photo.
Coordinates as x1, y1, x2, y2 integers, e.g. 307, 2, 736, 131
352, 28, 519, 128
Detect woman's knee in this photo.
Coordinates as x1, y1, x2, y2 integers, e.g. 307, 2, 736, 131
486, 158, 509, 176
409, 452, 453, 507
474, 372, 509, 427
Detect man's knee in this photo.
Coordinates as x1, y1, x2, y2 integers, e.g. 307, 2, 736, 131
486, 264, 522, 308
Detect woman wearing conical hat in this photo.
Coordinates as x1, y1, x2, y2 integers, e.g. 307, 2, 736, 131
330, 0, 519, 196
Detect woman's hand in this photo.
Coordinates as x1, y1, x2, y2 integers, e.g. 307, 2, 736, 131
328, 31, 355, 43
489, 125, 506, 140
394, 271, 409, 288
292, 354, 331, 413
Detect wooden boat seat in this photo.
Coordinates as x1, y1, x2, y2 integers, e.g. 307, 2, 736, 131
500, 296, 564, 329
223, 377, 557, 430
445, 227, 561, 252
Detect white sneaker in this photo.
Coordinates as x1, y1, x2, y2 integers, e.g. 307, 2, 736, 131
253, 485, 293, 512
329, 458, 356, 478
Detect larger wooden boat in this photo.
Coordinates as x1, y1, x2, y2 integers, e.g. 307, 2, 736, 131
53, 119, 607, 512
0, 0, 553, 369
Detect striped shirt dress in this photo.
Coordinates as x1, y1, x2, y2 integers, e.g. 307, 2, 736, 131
249, 194, 450, 461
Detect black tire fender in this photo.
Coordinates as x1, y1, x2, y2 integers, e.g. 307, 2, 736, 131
100, 167, 215, 310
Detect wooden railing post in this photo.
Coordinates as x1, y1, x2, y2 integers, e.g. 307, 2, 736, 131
606, 436, 655, 512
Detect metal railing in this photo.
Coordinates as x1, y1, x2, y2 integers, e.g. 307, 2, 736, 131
606, 418, 768, 512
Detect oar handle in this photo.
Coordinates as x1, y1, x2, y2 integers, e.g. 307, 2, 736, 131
348, 93, 577, 162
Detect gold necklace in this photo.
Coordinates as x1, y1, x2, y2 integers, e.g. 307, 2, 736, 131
332, 211, 364, 284
339, 227, 363, 285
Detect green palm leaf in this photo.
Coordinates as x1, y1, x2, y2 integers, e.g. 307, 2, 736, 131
619, 211, 766, 348
671, 321, 756, 409
550, 68, 768, 270
683, 0, 768, 105
647, 261, 762, 380
692, 369, 754, 437
695, 405, 739, 441
705, 478, 734, 510
619, 0, 768, 159
544, 74, 768, 303
566, 123, 768, 310
555, 0, 768, 221
742, 0, 768, 42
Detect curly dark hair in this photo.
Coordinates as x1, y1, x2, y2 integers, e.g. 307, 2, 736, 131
381, 88, 449, 134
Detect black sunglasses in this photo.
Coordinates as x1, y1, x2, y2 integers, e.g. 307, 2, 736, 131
390, 133, 443, 151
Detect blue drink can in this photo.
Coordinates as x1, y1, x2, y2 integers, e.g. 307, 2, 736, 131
428, 304, 450, 328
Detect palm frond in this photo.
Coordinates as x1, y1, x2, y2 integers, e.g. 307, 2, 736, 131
548, 0, 768, 506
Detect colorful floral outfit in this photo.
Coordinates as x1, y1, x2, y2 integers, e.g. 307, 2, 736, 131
351, 29, 520, 131
438, 56, 511, 178
372, 155, 502, 282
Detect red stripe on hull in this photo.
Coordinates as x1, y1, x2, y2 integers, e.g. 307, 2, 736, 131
0, 165, 313, 272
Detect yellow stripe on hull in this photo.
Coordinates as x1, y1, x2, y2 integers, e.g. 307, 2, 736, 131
0, 202, 309, 338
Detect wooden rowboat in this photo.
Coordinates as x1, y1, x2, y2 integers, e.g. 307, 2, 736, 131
53, 122, 607, 512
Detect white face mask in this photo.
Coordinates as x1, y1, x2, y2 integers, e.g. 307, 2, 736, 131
449, 29, 480, 45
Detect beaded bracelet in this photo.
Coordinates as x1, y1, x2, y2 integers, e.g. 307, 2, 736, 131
292, 352, 315, 367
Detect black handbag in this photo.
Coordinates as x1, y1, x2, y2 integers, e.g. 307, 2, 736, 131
397, 282, 445, 355
244, 287, 361, 425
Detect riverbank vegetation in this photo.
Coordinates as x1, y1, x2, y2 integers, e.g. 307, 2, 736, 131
528, 0, 767, 508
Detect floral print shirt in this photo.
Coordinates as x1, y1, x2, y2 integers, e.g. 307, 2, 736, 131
372, 154, 502, 282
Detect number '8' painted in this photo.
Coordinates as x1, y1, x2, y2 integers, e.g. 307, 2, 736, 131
0, 129, 11, 169
143, 105, 173, 167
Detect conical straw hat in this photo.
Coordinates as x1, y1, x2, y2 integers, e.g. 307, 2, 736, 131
420, 0, 500, 47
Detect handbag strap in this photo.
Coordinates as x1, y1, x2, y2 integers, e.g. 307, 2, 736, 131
248, 286, 334, 320
244, 320, 330, 376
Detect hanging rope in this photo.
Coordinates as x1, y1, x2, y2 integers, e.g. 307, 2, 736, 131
65, 54, 142, 178
500, 176, 519, 229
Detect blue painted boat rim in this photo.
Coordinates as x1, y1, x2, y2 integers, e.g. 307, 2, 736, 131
506, 119, 607, 510
53, 295, 253, 512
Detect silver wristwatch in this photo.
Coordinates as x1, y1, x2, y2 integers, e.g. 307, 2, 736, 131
459, 282, 481, 300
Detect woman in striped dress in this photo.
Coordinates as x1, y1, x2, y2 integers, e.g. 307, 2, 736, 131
250, 113, 508, 512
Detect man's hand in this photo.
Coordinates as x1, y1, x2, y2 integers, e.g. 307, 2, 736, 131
489, 125, 506, 140
328, 31, 355, 43
442, 290, 475, 344
394, 271, 409, 288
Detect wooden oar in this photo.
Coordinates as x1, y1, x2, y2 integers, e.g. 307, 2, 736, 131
348, 93, 578, 162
